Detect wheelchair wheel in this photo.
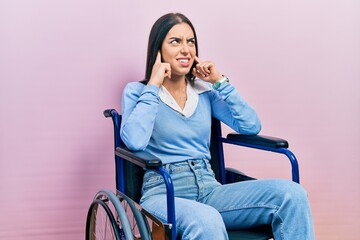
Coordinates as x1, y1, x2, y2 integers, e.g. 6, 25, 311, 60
117, 191, 152, 240
86, 199, 120, 240
86, 189, 135, 240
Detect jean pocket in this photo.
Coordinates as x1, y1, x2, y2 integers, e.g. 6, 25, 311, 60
170, 165, 190, 173
142, 171, 164, 191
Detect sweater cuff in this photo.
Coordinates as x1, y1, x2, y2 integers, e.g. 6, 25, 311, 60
139, 84, 160, 102
216, 81, 232, 92
143, 84, 160, 93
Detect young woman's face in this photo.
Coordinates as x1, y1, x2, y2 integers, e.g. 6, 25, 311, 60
161, 23, 196, 78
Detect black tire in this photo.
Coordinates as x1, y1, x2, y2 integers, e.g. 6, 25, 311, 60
86, 199, 121, 240
87, 189, 135, 240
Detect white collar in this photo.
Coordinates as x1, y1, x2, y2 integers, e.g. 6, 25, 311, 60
158, 79, 212, 117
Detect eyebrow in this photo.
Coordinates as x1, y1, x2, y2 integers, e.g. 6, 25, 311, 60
168, 37, 195, 41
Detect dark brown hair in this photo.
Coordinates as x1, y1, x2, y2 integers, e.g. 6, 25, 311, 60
142, 13, 198, 84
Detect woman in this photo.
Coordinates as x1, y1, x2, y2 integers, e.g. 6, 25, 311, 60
121, 12, 314, 240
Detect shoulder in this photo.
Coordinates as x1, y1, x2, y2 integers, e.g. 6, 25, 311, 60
122, 82, 146, 102
124, 81, 146, 93
123, 81, 160, 102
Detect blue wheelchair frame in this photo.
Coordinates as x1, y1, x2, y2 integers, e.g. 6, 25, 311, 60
104, 109, 300, 240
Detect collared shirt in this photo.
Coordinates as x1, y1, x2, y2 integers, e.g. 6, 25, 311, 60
158, 79, 212, 117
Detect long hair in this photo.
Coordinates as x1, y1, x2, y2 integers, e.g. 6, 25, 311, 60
142, 13, 198, 84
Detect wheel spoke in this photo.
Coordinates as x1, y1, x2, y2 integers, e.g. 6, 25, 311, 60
86, 199, 119, 240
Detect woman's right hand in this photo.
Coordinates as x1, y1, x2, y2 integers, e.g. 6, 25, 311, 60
147, 51, 171, 87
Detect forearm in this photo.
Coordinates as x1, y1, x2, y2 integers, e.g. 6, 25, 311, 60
121, 84, 160, 150
213, 82, 261, 134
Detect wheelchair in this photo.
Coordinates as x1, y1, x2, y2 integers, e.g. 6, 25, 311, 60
86, 109, 300, 240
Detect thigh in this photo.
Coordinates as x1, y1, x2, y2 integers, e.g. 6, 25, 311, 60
141, 195, 228, 240
203, 179, 303, 229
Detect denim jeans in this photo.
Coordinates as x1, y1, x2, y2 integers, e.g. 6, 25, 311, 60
140, 159, 314, 240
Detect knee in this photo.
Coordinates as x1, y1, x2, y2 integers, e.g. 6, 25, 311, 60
283, 180, 308, 203
274, 180, 310, 211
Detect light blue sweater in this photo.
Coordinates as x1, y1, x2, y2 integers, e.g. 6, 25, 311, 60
120, 80, 261, 164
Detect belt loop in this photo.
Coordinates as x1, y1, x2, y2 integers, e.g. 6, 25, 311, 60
203, 158, 211, 170
164, 164, 170, 172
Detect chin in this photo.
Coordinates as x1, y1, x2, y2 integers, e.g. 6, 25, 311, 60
173, 69, 191, 77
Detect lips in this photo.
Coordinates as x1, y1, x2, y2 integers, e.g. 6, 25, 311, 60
177, 58, 191, 67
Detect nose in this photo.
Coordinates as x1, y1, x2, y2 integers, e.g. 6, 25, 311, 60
180, 43, 189, 54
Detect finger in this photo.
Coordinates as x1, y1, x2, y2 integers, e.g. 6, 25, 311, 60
168, 65, 172, 79
192, 67, 201, 79
197, 63, 210, 77
203, 63, 213, 74
193, 67, 207, 79
195, 66, 207, 78
164, 63, 171, 79
192, 67, 198, 76
155, 51, 161, 64
194, 55, 200, 64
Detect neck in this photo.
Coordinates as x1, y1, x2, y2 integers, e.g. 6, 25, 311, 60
162, 75, 188, 110
162, 75, 187, 91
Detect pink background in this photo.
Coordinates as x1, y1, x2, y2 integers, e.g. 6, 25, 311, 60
1, 0, 359, 239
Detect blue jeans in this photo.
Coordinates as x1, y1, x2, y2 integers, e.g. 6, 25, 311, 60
140, 159, 314, 240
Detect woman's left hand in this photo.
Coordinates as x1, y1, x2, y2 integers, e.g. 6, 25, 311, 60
192, 56, 223, 84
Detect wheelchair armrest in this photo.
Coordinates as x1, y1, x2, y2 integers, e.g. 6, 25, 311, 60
226, 167, 256, 182
115, 145, 163, 169
103, 109, 115, 118
226, 133, 289, 149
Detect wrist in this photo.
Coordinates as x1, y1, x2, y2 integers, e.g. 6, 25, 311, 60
212, 75, 229, 90
211, 74, 224, 84
147, 78, 162, 88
